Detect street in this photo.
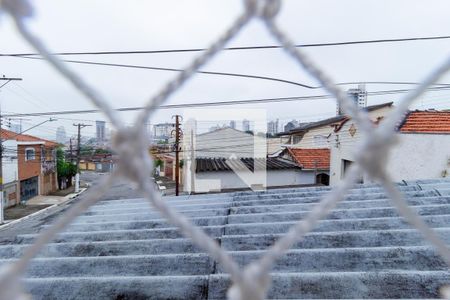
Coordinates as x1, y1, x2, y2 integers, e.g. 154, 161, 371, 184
0, 171, 144, 242
81, 171, 144, 200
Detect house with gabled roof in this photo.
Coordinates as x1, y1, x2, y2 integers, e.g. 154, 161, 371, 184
329, 109, 450, 185
277, 102, 393, 148
193, 157, 302, 192
1, 129, 59, 205
183, 127, 308, 193
280, 148, 331, 185
276, 102, 394, 185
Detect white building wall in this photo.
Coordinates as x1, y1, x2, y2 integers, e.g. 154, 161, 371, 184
284, 106, 392, 149
267, 138, 282, 156
329, 107, 393, 186
195, 128, 265, 158
194, 169, 315, 192
386, 134, 450, 182
3, 140, 18, 184
267, 170, 315, 186
294, 126, 333, 149
330, 111, 450, 185
2, 140, 19, 207
153, 123, 174, 139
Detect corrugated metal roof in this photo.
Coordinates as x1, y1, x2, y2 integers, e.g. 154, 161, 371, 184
195, 157, 299, 173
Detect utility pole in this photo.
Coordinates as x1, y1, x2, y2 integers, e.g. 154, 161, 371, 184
314, 160, 318, 185
0, 76, 22, 224
172, 115, 182, 196
73, 123, 91, 193
69, 138, 74, 163
190, 129, 195, 194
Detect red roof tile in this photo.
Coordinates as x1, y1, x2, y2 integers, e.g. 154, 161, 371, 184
286, 148, 330, 170
399, 111, 450, 133
1, 128, 59, 147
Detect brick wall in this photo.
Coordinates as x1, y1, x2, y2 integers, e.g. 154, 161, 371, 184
18, 144, 41, 181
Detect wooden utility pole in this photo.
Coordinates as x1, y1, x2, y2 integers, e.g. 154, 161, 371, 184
0, 76, 22, 224
73, 123, 92, 192
172, 115, 182, 196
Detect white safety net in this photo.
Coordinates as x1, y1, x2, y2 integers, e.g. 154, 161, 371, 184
0, 1, 449, 299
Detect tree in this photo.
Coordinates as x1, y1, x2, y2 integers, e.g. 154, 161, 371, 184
94, 148, 112, 155
56, 147, 77, 189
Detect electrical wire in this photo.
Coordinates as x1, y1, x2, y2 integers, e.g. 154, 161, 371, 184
11, 55, 450, 90
4, 85, 450, 118
2, 35, 450, 57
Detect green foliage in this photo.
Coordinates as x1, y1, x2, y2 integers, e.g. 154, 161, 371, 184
56, 147, 65, 160
58, 163, 77, 178
56, 147, 77, 178
154, 159, 163, 168
94, 148, 112, 155
79, 145, 96, 156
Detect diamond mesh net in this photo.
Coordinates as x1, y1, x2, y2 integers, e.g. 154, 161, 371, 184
0, 1, 449, 299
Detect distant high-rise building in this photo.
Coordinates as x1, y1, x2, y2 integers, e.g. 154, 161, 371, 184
242, 119, 250, 132
229, 120, 236, 129
267, 119, 279, 135
337, 84, 367, 115
56, 126, 66, 144
284, 120, 299, 132
153, 123, 174, 140
96, 120, 106, 142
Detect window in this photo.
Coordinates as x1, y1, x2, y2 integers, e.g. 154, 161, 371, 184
293, 135, 302, 144
342, 159, 363, 183
25, 148, 35, 161
41, 148, 46, 162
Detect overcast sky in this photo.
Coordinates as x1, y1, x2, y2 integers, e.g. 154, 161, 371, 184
0, 0, 449, 140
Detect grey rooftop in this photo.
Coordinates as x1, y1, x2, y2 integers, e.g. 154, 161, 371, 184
0, 179, 449, 299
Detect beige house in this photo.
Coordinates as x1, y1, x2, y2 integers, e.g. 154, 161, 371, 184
330, 109, 450, 186
278, 102, 393, 149
275, 102, 393, 186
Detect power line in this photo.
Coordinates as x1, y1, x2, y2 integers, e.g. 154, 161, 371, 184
1, 95, 333, 117
4, 85, 450, 118
11, 55, 450, 89
2, 35, 450, 57
15, 56, 314, 88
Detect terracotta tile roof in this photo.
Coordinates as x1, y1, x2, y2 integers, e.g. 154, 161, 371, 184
399, 111, 450, 134
286, 148, 330, 170
1, 128, 59, 147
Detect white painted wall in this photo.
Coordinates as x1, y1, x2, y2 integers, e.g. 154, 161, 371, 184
329, 107, 393, 186
267, 138, 282, 155
329, 120, 359, 186
195, 127, 265, 158
2, 140, 18, 184
193, 169, 315, 192
295, 126, 333, 149
287, 106, 393, 149
386, 134, 450, 182
330, 111, 450, 185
